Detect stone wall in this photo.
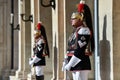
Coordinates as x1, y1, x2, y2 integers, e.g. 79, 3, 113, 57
0, 0, 19, 79
99, 0, 113, 80
113, 0, 120, 80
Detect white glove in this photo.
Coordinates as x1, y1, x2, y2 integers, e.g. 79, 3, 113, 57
62, 62, 66, 71
29, 56, 41, 66
29, 58, 34, 66
62, 58, 68, 71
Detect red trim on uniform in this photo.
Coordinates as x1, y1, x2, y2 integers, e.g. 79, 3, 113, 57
90, 30, 92, 38
67, 53, 74, 56
42, 54, 48, 57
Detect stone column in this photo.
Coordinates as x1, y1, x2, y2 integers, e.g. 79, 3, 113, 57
0, 0, 12, 80
113, 0, 120, 80
57, 0, 66, 79
27, 0, 39, 80
10, 0, 31, 80
51, 0, 66, 80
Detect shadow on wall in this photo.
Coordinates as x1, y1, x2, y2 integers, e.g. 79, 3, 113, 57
99, 15, 111, 80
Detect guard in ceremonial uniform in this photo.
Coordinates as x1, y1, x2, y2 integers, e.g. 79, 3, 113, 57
29, 22, 50, 80
62, 0, 94, 80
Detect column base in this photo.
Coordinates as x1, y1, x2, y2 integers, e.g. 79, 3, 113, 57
27, 73, 36, 80
51, 77, 56, 80
27, 67, 36, 80
9, 68, 36, 80
9, 70, 30, 80
2, 69, 11, 80
9, 76, 27, 80
9, 70, 23, 80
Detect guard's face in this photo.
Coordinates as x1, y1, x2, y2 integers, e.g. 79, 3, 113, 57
71, 18, 78, 26
34, 30, 41, 39
71, 18, 82, 28
71, 12, 83, 28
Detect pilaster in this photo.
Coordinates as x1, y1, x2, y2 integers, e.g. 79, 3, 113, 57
10, 0, 31, 79
51, 0, 66, 80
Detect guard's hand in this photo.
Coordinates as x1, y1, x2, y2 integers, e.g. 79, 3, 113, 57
62, 58, 68, 71
62, 62, 66, 71
29, 58, 34, 66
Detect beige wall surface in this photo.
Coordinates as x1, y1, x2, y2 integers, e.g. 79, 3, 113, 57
113, 0, 120, 80
99, 0, 113, 80
0, 0, 19, 79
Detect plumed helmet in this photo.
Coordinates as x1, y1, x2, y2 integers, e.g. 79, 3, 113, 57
35, 22, 50, 57
77, 0, 85, 13
72, 0, 85, 21
71, 12, 84, 21
36, 22, 42, 30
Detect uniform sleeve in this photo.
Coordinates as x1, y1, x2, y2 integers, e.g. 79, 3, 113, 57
77, 27, 90, 48
74, 27, 90, 58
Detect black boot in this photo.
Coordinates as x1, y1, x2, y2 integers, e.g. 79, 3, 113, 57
36, 75, 44, 80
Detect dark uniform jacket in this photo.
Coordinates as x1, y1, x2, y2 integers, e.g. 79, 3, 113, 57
67, 26, 91, 71
33, 37, 46, 66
